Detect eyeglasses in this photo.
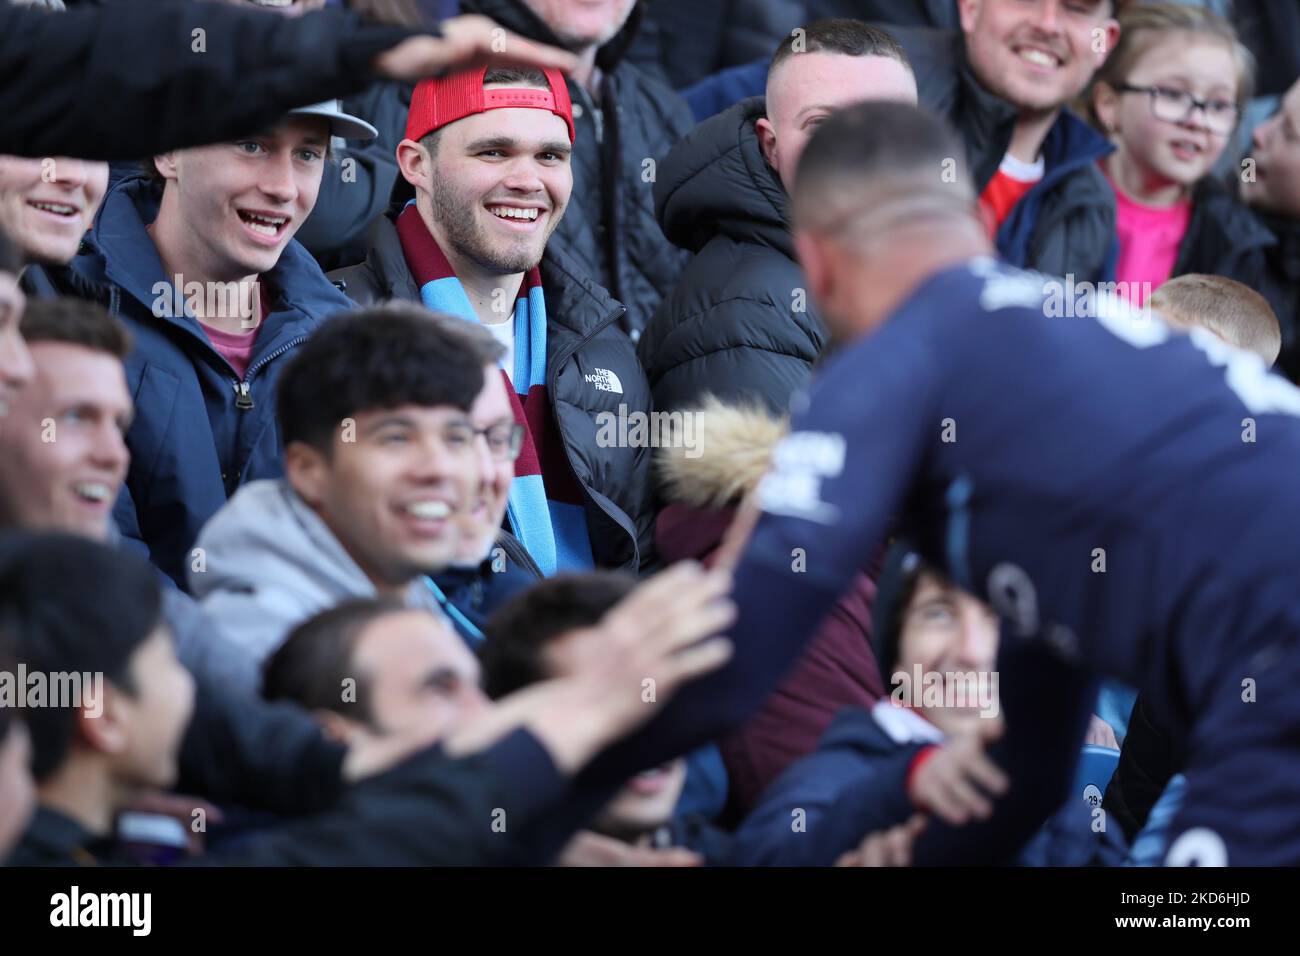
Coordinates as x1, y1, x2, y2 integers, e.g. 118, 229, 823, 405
1115, 83, 1240, 135
442, 420, 525, 462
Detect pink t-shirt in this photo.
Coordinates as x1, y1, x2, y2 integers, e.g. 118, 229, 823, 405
1104, 166, 1192, 307
200, 284, 268, 379
204, 323, 259, 379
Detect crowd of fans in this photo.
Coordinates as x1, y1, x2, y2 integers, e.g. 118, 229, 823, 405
1, 0, 1299, 868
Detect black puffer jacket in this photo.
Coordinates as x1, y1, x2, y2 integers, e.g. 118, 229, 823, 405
1171, 175, 1277, 305
458, 0, 694, 336
330, 214, 656, 572
637, 97, 825, 416
1174, 177, 1276, 276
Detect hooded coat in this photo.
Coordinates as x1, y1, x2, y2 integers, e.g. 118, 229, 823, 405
637, 97, 825, 417
189, 479, 449, 685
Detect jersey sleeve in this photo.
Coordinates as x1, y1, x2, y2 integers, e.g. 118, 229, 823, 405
727, 319, 945, 690
575, 318, 945, 791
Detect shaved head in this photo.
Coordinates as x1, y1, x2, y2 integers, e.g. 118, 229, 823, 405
792, 100, 975, 247
790, 101, 992, 346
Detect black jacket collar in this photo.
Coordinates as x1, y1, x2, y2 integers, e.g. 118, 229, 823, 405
6, 806, 115, 867
654, 96, 793, 259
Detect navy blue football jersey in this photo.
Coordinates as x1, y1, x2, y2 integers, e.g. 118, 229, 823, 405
731, 257, 1300, 734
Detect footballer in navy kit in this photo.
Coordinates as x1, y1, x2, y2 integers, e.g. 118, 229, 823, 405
726, 100, 1300, 866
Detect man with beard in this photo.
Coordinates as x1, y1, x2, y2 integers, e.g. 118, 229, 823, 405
331, 66, 655, 575
453, 0, 694, 335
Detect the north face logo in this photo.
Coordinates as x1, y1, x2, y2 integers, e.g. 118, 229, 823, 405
584, 368, 624, 394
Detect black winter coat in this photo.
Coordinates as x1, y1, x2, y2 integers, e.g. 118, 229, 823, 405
1174, 178, 1276, 281
458, 0, 695, 336
637, 97, 825, 416
331, 215, 657, 572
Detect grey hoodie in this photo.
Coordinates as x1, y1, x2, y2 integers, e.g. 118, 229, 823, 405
189, 479, 444, 689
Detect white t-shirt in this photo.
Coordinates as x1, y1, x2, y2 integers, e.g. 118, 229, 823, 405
998, 151, 1045, 183
484, 319, 515, 384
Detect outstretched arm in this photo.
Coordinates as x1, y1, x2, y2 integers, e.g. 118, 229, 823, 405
0, 4, 575, 159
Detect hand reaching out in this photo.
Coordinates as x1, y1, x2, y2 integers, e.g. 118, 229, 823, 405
835, 814, 928, 867
907, 732, 1009, 826
373, 15, 579, 83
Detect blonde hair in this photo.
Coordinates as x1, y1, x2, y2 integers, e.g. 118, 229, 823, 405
1087, 2, 1255, 130
1150, 274, 1281, 365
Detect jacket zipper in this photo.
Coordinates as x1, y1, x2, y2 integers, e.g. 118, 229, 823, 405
230, 335, 308, 411
546, 303, 642, 571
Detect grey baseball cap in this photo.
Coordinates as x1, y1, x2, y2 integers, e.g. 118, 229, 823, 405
289, 101, 378, 141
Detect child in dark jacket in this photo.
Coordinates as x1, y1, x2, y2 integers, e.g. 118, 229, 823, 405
722, 541, 1127, 867
1087, 3, 1274, 308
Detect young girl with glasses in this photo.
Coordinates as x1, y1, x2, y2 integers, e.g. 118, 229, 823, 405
1087, 3, 1272, 308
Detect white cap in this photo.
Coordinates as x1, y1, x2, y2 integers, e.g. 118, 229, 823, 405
289, 101, 379, 141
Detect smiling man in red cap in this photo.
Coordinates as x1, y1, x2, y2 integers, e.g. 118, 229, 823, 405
331, 66, 656, 575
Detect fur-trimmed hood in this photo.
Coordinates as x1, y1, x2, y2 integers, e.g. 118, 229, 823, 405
656, 395, 787, 508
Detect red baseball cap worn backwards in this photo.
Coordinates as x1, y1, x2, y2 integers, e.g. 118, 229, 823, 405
405, 67, 576, 144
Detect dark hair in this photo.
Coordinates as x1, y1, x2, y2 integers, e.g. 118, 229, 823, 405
770, 19, 913, 78
20, 297, 132, 358
277, 303, 504, 455
480, 572, 636, 699
262, 597, 410, 725
792, 100, 969, 230
0, 532, 162, 782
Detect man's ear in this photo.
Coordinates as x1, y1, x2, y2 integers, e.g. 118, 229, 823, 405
77, 687, 130, 759
755, 116, 780, 173
396, 138, 431, 194
956, 0, 981, 35
793, 228, 834, 309
284, 440, 330, 509
152, 153, 179, 183
314, 709, 365, 746
1093, 20, 1121, 70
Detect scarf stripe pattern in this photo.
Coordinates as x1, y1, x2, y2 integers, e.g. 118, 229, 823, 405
396, 202, 592, 575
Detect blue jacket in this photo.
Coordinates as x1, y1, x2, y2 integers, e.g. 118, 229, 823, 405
682, 58, 766, 121
725, 703, 927, 866
724, 702, 1128, 867
995, 108, 1118, 281
429, 531, 544, 646
41, 175, 354, 587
